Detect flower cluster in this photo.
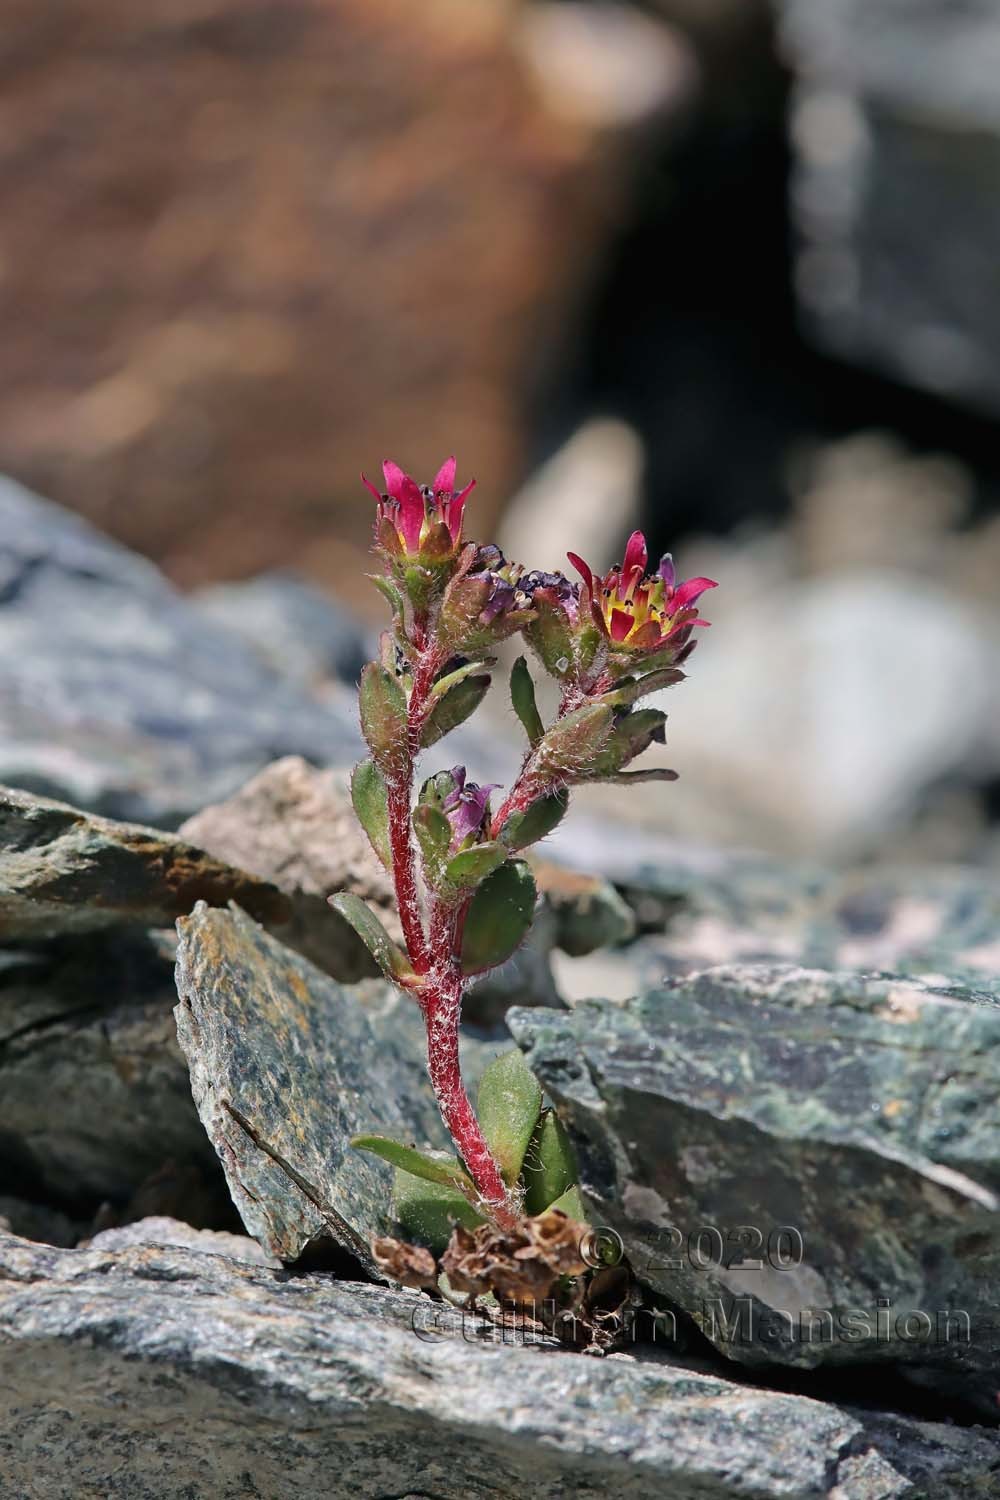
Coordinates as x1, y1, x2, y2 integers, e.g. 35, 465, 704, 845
337, 456, 717, 1225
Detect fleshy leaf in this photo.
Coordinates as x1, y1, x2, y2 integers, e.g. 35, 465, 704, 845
445, 841, 507, 890
352, 1135, 472, 1192
421, 674, 491, 748
369, 574, 404, 619
359, 662, 407, 770
535, 703, 613, 777
412, 803, 452, 886
476, 1048, 543, 1187
600, 666, 685, 708
350, 759, 391, 870
510, 656, 544, 747
522, 1107, 578, 1215
432, 658, 496, 700
327, 893, 414, 985
394, 1171, 485, 1254
498, 789, 568, 852
547, 1184, 587, 1222
460, 859, 537, 975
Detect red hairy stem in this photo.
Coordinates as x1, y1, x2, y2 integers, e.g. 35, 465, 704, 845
422, 962, 515, 1222
384, 641, 443, 975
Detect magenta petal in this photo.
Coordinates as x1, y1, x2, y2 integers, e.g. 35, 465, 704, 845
622, 531, 648, 578
671, 576, 718, 611
361, 472, 383, 504
609, 608, 634, 643
433, 455, 457, 495
382, 459, 407, 500
448, 478, 475, 541
658, 553, 675, 589
396, 476, 426, 552
567, 551, 594, 594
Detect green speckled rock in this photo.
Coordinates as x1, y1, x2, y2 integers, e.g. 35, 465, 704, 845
509, 963, 1000, 1408
174, 902, 490, 1270
2, 1227, 999, 1499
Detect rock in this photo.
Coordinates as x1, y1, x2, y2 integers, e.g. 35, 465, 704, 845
2, 1229, 998, 1499
0, 477, 361, 825
0, 0, 689, 602
178, 755, 399, 938
193, 573, 370, 688
509, 964, 1000, 1409
174, 903, 491, 1269
0, 783, 296, 942
84, 1215, 280, 1267
0, 1196, 82, 1248
779, 0, 1000, 414
531, 855, 638, 957
0, 931, 224, 1211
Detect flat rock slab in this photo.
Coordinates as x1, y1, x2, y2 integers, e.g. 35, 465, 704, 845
509, 964, 1000, 1404
1, 1229, 997, 1500
0, 783, 295, 942
174, 903, 489, 1269
0, 478, 361, 826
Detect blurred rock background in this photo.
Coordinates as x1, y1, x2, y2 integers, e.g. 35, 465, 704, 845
2, 0, 999, 867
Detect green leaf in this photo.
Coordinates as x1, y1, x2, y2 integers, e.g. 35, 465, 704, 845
368, 574, 404, 618
535, 703, 613, 777
350, 759, 391, 870
510, 656, 544, 747
600, 666, 685, 707
412, 803, 452, 887
521, 1108, 578, 1215
421, 674, 491, 748
477, 1048, 543, 1187
445, 841, 506, 890
327, 893, 414, 985
431, 658, 496, 700
547, 1184, 587, 1222
352, 1135, 471, 1191
359, 662, 407, 770
460, 859, 537, 975
590, 708, 666, 776
394, 1171, 485, 1254
498, 789, 568, 852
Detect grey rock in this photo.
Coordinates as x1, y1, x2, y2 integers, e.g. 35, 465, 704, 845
2, 1229, 998, 1500
193, 571, 370, 688
509, 964, 1000, 1407
779, 0, 1000, 415
174, 903, 491, 1269
0, 476, 361, 826
0, 931, 221, 1209
0, 1195, 82, 1248
0, 782, 296, 942
84, 1214, 280, 1267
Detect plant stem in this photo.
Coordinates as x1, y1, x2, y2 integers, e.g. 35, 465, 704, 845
386, 635, 514, 1220
422, 963, 516, 1224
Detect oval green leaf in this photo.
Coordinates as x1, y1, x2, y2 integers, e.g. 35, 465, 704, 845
476, 1048, 543, 1187
459, 859, 537, 975
328, 893, 414, 985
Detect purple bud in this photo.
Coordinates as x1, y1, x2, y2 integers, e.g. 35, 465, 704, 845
442, 770, 500, 847
658, 554, 676, 590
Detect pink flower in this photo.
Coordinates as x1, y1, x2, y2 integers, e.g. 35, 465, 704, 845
567, 532, 716, 655
363, 457, 475, 559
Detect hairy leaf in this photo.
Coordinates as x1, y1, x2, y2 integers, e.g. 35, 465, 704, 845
498, 789, 568, 852
350, 759, 391, 870
535, 703, 613, 777
394, 1172, 485, 1254
352, 1135, 472, 1191
509, 656, 544, 747
421, 674, 491, 749
413, 803, 452, 886
445, 841, 506, 890
359, 662, 407, 769
522, 1108, 578, 1215
460, 859, 537, 975
477, 1048, 543, 1186
327, 893, 414, 985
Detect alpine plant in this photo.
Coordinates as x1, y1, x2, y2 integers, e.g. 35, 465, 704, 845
333, 457, 716, 1229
